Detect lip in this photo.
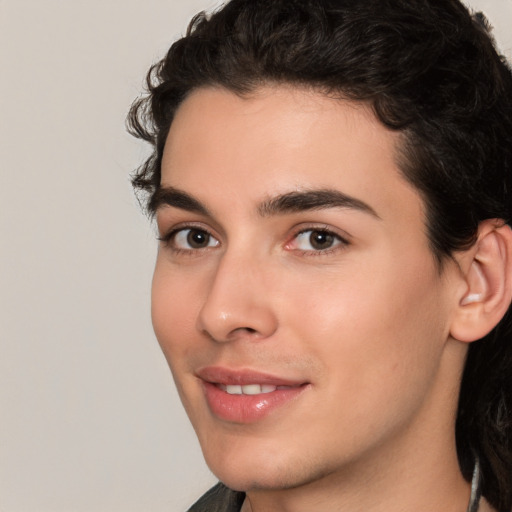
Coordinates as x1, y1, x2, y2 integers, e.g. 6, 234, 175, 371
197, 366, 309, 423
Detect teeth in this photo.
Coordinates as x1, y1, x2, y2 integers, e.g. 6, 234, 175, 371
226, 385, 242, 394
241, 384, 262, 395
222, 384, 279, 395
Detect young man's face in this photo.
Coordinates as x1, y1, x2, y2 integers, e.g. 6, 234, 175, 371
152, 86, 466, 492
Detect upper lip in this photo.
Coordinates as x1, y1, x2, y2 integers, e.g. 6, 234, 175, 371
196, 366, 307, 387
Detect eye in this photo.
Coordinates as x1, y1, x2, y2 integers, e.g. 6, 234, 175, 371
290, 229, 347, 252
161, 227, 220, 251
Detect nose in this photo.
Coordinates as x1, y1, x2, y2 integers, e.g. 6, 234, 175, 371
197, 251, 278, 343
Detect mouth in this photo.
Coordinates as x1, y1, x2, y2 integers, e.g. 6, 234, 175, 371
217, 383, 298, 395
197, 366, 309, 423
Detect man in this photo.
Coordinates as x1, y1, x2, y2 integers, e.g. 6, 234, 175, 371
128, 0, 512, 510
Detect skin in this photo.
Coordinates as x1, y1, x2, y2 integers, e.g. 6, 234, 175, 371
152, 86, 476, 511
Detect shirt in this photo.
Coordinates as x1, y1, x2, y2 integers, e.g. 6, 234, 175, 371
187, 483, 245, 512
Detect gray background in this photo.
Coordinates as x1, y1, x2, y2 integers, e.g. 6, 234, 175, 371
1, 1, 511, 511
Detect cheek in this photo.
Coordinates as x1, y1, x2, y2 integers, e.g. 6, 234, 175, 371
283, 252, 448, 405
151, 262, 212, 423
151, 262, 204, 365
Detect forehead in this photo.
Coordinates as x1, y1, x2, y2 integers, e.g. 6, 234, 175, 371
160, 85, 424, 228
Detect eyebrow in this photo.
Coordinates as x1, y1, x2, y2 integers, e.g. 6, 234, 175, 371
151, 186, 379, 219
150, 186, 210, 216
257, 189, 380, 218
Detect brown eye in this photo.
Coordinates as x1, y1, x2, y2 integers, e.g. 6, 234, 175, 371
309, 230, 335, 250
173, 228, 219, 250
291, 229, 346, 253
187, 229, 210, 248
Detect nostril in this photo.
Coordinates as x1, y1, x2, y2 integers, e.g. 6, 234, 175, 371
230, 326, 259, 338
198, 293, 278, 342
231, 326, 258, 336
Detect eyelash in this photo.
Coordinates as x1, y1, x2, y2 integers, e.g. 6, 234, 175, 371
286, 226, 350, 256
157, 224, 350, 257
157, 224, 219, 256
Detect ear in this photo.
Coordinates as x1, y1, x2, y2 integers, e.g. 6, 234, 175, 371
450, 220, 512, 343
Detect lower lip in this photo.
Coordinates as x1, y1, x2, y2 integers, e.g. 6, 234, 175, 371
202, 382, 307, 423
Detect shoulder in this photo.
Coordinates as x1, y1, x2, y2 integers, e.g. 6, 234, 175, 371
187, 482, 246, 512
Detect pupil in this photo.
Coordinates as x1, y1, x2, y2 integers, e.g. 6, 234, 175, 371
310, 231, 333, 249
187, 230, 209, 248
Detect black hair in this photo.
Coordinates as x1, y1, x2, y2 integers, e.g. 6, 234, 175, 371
127, 0, 512, 508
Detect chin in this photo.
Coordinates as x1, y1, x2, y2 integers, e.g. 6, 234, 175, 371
214, 467, 309, 493
215, 463, 337, 494
201, 440, 329, 493
204, 445, 283, 490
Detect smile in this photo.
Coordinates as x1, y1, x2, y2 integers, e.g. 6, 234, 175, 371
197, 367, 309, 423
218, 384, 294, 395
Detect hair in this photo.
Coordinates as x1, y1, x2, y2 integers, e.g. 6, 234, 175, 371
127, 0, 512, 508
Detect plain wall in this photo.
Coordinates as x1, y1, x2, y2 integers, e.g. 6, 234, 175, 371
1, 1, 511, 511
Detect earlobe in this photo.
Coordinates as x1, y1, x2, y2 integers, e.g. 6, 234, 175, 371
450, 221, 512, 343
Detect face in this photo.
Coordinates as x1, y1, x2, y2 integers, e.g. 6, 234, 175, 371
152, 86, 463, 492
